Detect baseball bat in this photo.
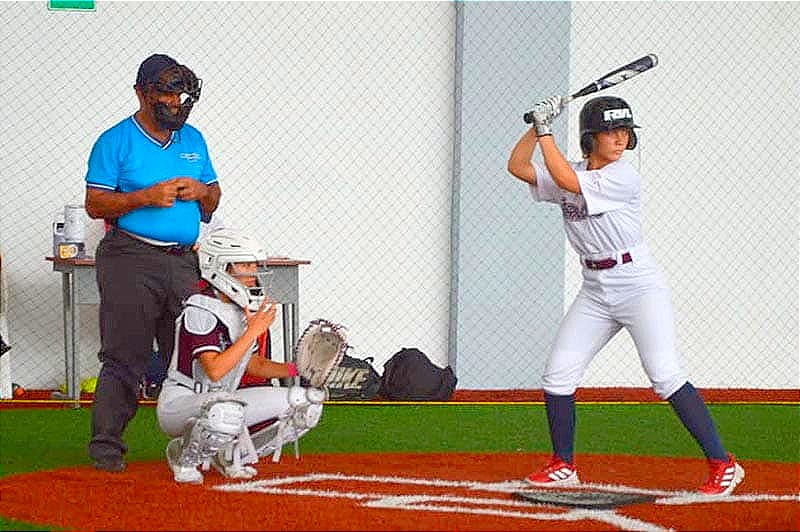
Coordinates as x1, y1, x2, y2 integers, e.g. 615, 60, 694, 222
523, 54, 658, 124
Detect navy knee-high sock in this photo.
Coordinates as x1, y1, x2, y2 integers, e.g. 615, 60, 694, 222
668, 382, 728, 461
544, 392, 576, 464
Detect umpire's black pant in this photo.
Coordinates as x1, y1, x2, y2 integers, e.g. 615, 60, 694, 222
88, 229, 199, 462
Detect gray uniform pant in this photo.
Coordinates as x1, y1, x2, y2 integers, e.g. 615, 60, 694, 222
156, 384, 293, 437
88, 229, 199, 462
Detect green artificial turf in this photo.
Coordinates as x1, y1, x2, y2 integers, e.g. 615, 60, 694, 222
1, 404, 797, 479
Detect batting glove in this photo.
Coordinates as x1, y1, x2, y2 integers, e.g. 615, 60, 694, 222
532, 96, 564, 137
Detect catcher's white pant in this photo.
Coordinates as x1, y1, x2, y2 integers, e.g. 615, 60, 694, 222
157, 384, 295, 438
542, 247, 687, 399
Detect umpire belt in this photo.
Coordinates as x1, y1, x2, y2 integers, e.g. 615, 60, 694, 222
584, 252, 632, 270
119, 229, 194, 256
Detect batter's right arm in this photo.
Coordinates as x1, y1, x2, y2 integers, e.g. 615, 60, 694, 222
507, 128, 539, 185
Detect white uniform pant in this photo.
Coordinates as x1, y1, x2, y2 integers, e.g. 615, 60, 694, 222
542, 257, 687, 399
156, 384, 292, 437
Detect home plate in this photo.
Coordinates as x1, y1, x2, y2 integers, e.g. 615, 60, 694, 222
513, 489, 657, 510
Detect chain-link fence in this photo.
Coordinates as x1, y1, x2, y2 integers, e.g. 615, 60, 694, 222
0, 2, 796, 395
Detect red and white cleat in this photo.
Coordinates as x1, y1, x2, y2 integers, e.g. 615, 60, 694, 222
699, 453, 744, 496
525, 455, 580, 487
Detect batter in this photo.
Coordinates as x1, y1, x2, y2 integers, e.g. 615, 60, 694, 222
507, 95, 743, 496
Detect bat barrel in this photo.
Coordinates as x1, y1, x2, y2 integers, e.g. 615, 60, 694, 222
522, 54, 657, 124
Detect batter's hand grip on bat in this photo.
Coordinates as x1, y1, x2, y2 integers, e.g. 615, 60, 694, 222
523, 109, 545, 124
523, 96, 570, 124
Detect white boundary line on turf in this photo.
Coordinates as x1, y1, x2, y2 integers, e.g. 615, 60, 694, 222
216, 481, 671, 532
218, 472, 798, 503
213, 473, 797, 531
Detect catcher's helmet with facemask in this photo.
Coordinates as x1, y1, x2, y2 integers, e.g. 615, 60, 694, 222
579, 96, 639, 156
198, 229, 271, 311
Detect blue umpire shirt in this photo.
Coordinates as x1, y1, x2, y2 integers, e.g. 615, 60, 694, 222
85, 116, 218, 245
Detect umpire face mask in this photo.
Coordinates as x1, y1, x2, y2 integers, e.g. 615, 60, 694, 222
149, 65, 202, 131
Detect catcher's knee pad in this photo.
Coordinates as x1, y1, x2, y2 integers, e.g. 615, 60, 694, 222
287, 385, 327, 407
180, 400, 246, 466
202, 399, 246, 435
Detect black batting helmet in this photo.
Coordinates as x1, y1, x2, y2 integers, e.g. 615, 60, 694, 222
579, 96, 639, 156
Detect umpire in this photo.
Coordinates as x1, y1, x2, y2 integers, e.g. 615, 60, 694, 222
84, 54, 221, 472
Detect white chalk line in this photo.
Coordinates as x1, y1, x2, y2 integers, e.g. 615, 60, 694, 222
219, 472, 797, 502
213, 473, 797, 532
216, 482, 671, 532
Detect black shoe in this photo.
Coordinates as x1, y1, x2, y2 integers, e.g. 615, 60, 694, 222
93, 456, 126, 472
141, 381, 162, 400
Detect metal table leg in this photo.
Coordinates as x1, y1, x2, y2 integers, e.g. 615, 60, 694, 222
61, 271, 79, 408
291, 301, 299, 358
280, 303, 296, 387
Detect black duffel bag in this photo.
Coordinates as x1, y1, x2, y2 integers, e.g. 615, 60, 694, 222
325, 353, 382, 400
379, 347, 457, 401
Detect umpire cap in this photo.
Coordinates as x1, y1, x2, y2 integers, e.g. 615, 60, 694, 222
135, 54, 178, 88
579, 96, 639, 155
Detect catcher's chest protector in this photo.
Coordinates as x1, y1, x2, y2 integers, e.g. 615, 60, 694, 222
167, 294, 253, 393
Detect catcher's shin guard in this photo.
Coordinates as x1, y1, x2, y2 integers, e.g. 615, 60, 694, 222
210, 430, 260, 479
250, 386, 325, 462
179, 398, 246, 467
166, 437, 204, 484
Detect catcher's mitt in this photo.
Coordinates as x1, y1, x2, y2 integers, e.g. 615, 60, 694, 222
294, 319, 348, 388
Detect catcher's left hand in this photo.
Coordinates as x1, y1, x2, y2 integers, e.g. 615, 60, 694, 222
294, 319, 348, 388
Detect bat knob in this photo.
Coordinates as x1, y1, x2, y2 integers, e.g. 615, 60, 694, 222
523, 111, 535, 124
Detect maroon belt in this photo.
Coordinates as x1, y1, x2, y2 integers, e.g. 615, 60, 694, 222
584, 252, 632, 270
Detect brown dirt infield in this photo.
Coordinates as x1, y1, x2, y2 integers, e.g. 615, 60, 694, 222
0, 452, 796, 531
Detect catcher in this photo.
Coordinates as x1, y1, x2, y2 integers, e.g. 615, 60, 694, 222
156, 228, 347, 484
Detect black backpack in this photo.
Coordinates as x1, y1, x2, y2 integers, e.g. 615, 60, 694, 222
379, 347, 457, 401
325, 353, 382, 400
